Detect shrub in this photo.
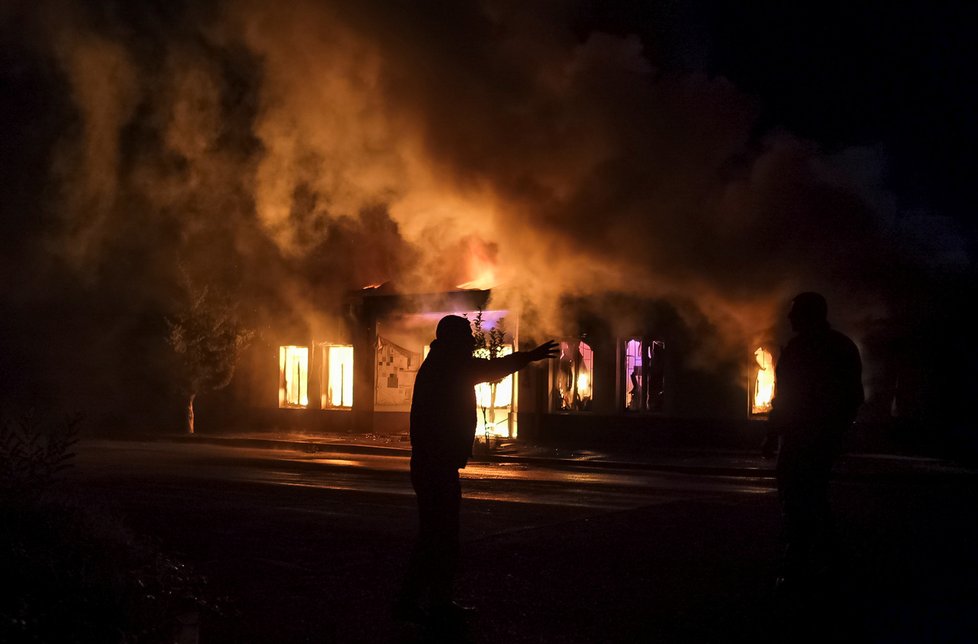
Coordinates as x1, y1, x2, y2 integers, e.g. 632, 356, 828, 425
0, 412, 233, 642
0, 411, 80, 499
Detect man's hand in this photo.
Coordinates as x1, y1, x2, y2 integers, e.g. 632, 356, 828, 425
528, 340, 560, 362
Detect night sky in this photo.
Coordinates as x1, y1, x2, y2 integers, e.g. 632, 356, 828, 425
589, 0, 977, 236
1, 0, 974, 428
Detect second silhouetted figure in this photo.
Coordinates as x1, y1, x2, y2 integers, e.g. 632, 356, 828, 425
764, 292, 863, 591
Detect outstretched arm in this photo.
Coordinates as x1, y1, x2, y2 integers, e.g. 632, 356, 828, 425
469, 341, 560, 384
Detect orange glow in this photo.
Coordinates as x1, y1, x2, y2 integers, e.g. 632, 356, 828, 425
323, 344, 354, 408
473, 345, 514, 438
280, 345, 309, 407
474, 346, 514, 409
456, 265, 496, 290
752, 347, 775, 413
456, 237, 498, 290
554, 340, 593, 411
576, 369, 592, 401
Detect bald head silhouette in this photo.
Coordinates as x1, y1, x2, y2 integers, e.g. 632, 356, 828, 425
434, 315, 476, 354
788, 292, 828, 333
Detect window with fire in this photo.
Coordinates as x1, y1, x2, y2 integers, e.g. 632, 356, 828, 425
279, 346, 309, 408
751, 346, 775, 415
623, 338, 666, 413
279, 344, 354, 409
473, 344, 515, 438
552, 340, 594, 412
322, 344, 354, 408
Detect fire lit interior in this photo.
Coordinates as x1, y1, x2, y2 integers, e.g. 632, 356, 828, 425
474, 345, 514, 438
275, 316, 775, 425
279, 345, 309, 408
323, 344, 354, 408
752, 347, 775, 414
279, 343, 354, 409
553, 340, 594, 412
623, 338, 666, 413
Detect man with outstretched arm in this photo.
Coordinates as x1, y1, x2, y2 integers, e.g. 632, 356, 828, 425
395, 314, 559, 625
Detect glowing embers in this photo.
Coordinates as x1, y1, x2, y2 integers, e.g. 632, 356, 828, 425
623, 338, 666, 413
323, 344, 354, 408
553, 340, 594, 411
474, 345, 514, 437
752, 347, 776, 414
279, 346, 309, 408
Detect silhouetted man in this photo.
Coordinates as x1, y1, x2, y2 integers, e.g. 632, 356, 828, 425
763, 292, 863, 590
396, 315, 558, 624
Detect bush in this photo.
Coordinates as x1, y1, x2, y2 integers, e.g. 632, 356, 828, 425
0, 411, 79, 498
0, 412, 233, 642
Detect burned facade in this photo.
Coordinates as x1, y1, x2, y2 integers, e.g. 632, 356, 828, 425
219, 287, 780, 449
233, 288, 524, 438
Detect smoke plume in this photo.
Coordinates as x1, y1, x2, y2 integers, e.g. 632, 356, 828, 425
1, 0, 969, 422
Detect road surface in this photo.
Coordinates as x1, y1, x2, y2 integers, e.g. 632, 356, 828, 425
64, 439, 977, 643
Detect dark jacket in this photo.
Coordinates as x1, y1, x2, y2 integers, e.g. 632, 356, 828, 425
410, 341, 535, 469
770, 324, 864, 438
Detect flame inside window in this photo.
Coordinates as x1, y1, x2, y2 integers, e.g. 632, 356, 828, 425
752, 347, 775, 414
474, 345, 514, 438
474, 345, 514, 409
323, 345, 354, 408
280, 346, 309, 408
553, 340, 594, 411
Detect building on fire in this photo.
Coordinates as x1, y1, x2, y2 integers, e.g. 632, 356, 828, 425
218, 285, 782, 449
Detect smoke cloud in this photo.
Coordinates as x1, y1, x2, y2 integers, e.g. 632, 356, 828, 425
1, 0, 969, 422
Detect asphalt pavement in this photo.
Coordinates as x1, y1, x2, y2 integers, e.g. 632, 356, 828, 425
62, 432, 978, 643
150, 429, 978, 480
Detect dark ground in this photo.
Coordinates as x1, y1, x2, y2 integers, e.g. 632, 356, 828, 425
59, 441, 978, 643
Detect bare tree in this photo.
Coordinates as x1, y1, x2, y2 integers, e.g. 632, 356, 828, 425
165, 274, 253, 434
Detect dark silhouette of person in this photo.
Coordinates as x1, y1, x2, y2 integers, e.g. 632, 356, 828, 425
628, 365, 642, 410
395, 315, 558, 625
762, 292, 864, 591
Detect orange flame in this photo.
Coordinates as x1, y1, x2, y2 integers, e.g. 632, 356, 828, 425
752, 347, 775, 413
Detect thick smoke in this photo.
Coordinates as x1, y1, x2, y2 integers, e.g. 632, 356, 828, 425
1, 0, 969, 423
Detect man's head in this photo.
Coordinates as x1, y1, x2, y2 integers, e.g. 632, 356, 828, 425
435, 315, 475, 353
788, 292, 828, 333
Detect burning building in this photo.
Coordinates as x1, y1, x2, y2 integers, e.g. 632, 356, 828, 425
219, 283, 791, 450
1, 1, 972, 457
231, 288, 521, 438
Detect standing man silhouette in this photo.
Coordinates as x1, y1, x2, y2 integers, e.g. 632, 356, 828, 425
395, 315, 558, 624
763, 292, 863, 590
